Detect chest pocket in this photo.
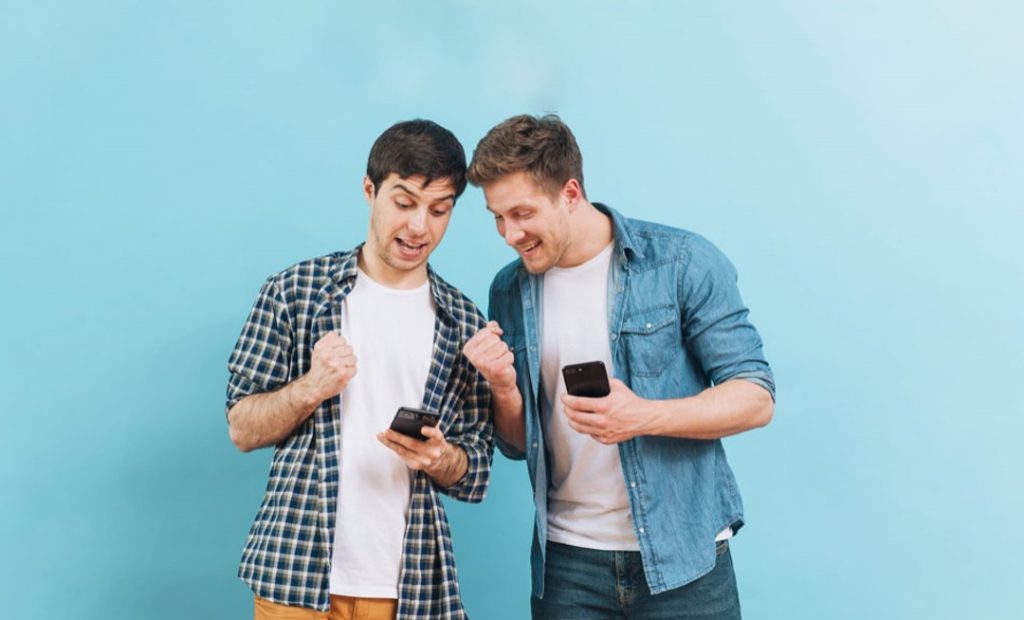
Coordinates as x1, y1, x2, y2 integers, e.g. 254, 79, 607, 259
619, 305, 681, 377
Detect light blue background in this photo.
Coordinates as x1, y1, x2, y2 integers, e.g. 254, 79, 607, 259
2, 1, 1021, 618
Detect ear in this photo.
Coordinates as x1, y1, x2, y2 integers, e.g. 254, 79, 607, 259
562, 178, 583, 212
363, 176, 376, 206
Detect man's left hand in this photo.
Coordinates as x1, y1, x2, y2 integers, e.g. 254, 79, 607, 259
377, 426, 466, 487
561, 378, 653, 444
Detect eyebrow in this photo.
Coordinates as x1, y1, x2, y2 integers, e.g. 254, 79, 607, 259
393, 182, 455, 205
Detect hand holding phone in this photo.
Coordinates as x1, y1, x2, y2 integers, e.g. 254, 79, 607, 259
389, 406, 441, 441
561, 361, 611, 398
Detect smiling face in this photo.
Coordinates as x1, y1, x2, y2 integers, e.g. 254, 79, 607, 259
483, 171, 582, 274
361, 173, 456, 287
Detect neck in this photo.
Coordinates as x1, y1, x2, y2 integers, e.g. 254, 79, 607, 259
357, 245, 428, 289
559, 200, 614, 268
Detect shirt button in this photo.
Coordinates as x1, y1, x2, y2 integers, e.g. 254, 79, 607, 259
630, 482, 636, 488
645, 322, 652, 329
610, 333, 618, 340
639, 527, 645, 534
532, 442, 538, 449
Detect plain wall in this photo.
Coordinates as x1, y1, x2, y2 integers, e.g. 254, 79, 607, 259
2, 1, 1021, 618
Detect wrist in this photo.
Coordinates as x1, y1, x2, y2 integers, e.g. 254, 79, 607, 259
492, 383, 521, 407
645, 397, 676, 437
290, 376, 324, 413
428, 442, 465, 487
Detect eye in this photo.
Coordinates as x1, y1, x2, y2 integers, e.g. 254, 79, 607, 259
430, 207, 451, 217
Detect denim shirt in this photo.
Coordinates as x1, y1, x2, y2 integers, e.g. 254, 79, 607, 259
487, 204, 775, 598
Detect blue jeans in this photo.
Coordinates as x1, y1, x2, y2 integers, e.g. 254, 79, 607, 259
531, 540, 741, 619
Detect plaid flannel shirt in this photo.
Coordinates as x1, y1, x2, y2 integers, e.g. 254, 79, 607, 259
226, 247, 493, 618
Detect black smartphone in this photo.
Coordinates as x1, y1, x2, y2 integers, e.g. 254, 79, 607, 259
561, 361, 611, 397
389, 406, 441, 441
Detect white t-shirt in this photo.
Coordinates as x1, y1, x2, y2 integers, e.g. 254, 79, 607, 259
541, 243, 640, 551
329, 269, 436, 598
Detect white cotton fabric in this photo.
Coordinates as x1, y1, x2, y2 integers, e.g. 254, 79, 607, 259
330, 269, 436, 598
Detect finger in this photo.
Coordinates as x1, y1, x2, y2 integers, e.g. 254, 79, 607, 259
378, 432, 416, 457
468, 326, 498, 347
561, 393, 590, 412
382, 426, 425, 448
419, 425, 445, 442
330, 344, 354, 357
319, 331, 343, 346
486, 321, 504, 336
479, 337, 511, 360
569, 415, 602, 438
564, 410, 595, 435
464, 330, 494, 358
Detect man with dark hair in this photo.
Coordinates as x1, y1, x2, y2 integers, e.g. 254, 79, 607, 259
227, 119, 492, 620
463, 114, 775, 619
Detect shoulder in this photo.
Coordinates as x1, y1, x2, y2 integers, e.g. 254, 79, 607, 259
487, 259, 524, 320
491, 259, 521, 288
489, 259, 523, 300
622, 216, 732, 272
262, 251, 350, 297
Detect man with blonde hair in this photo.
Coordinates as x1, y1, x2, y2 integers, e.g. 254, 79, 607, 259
463, 114, 775, 619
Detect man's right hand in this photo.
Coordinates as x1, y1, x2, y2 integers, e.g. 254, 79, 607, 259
298, 332, 358, 405
463, 321, 517, 393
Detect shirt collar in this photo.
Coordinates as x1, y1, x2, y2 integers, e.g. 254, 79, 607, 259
593, 202, 643, 262
331, 243, 459, 320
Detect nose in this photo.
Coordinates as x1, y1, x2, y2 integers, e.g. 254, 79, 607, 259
503, 221, 524, 246
408, 209, 427, 234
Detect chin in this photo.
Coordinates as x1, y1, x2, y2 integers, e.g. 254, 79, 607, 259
522, 257, 552, 274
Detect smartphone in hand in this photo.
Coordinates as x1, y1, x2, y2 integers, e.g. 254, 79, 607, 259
561, 361, 611, 398
390, 406, 441, 441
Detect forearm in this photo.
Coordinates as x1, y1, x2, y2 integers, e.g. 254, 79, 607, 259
227, 377, 321, 452
492, 385, 526, 454
648, 379, 774, 440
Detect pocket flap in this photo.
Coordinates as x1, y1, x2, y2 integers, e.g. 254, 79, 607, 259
619, 305, 677, 334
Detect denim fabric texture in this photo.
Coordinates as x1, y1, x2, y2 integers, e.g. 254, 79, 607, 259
487, 204, 774, 599
531, 541, 741, 620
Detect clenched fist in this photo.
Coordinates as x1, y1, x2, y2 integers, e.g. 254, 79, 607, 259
463, 321, 517, 393
299, 332, 358, 404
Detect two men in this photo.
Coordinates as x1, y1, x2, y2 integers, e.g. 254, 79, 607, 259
463, 114, 775, 619
227, 114, 774, 620
226, 120, 492, 620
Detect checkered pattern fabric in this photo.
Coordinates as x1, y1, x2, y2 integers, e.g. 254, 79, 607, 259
227, 247, 493, 618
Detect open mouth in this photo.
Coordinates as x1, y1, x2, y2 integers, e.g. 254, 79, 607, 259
395, 238, 428, 258
519, 240, 541, 256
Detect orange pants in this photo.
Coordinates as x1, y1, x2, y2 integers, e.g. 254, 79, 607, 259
254, 595, 397, 620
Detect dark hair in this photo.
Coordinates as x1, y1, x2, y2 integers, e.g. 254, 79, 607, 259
467, 114, 585, 198
366, 119, 467, 198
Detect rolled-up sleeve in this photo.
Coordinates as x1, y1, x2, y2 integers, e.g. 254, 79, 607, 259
226, 277, 294, 414
436, 360, 494, 503
679, 236, 775, 400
